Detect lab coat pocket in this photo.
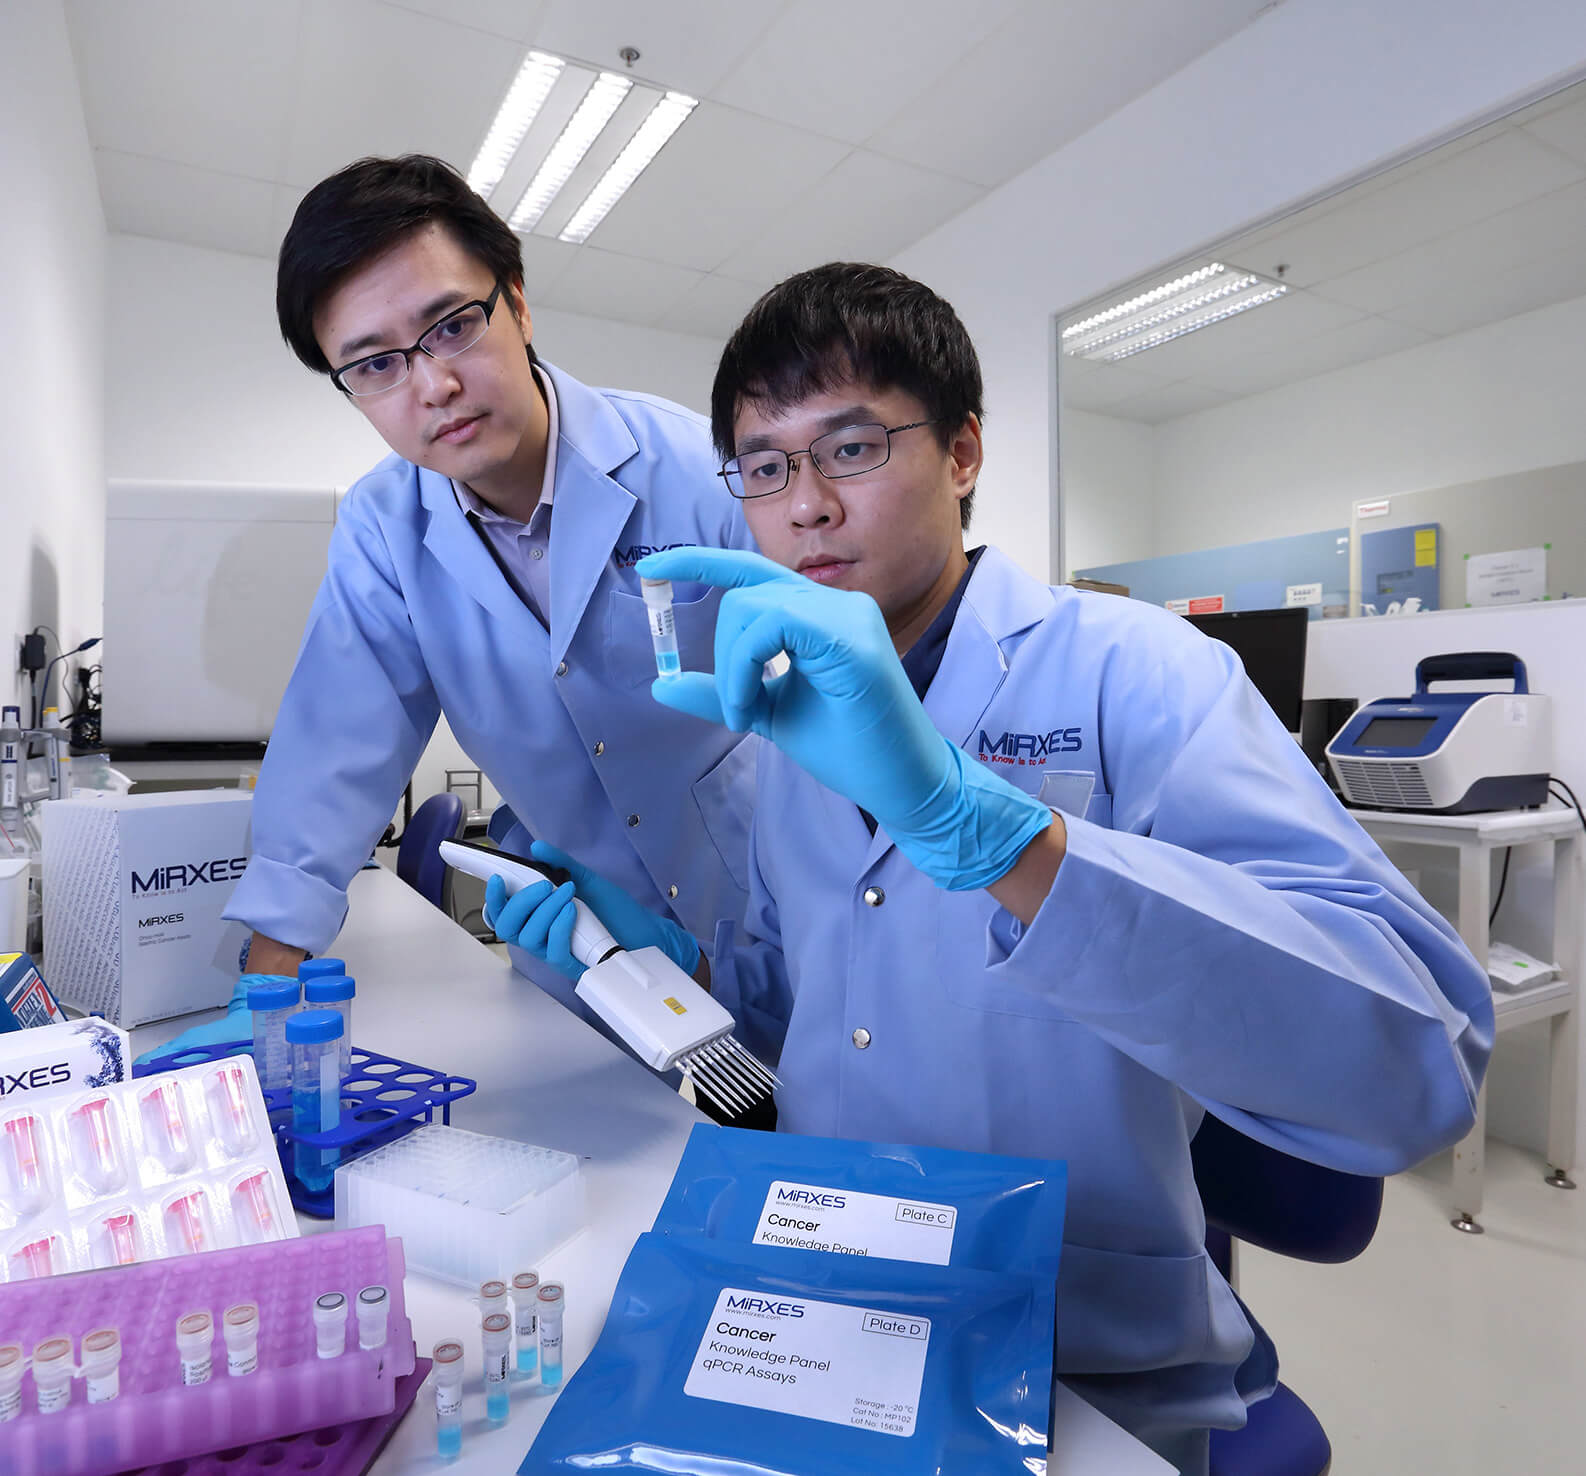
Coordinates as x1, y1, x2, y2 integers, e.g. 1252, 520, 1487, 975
606, 585, 720, 687
690, 735, 759, 892
941, 890, 1080, 1022
1053, 1241, 1217, 1374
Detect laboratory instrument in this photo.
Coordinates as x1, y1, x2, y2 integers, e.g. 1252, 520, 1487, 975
537, 1282, 565, 1388
482, 1311, 511, 1423
1, 706, 22, 840
287, 1010, 344, 1194
432, 1338, 464, 1459
247, 977, 301, 1092
640, 576, 681, 677
1327, 651, 1551, 812
440, 839, 780, 1113
512, 1270, 539, 1374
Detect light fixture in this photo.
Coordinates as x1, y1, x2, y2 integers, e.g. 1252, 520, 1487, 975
1062, 263, 1289, 362
508, 71, 633, 232
466, 51, 564, 199
558, 91, 697, 244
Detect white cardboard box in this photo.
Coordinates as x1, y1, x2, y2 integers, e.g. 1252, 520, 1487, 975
0, 1015, 131, 1107
42, 791, 252, 1026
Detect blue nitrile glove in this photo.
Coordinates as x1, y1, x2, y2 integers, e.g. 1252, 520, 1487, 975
637, 547, 1052, 892
484, 840, 702, 982
133, 973, 251, 1066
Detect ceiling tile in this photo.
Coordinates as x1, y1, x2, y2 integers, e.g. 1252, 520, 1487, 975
712, 0, 1022, 148
1196, 315, 1434, 398
1522, 92, 1586, 171
1382, 247, 1586, 338
65, 0, 301, 180
1106, 381, 1237, 425
715, 151, 984, 283
656, 273, 768, 339
97, 150, 278, 258
1058, 354, 1182, 413
867, 0, 1273, 188
285, 0, 520, 188
517, 234, 582, 302
269, 184, 308, 256
575, 102, 850, 272
532, 0, 786, 99
1117, 291, 1363, 383
539, 247, 703, 328
377, 0, 550, 43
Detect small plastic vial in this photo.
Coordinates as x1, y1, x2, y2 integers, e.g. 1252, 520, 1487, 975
231, 1171, 284, 1246
0, 1343, 24, 1423
81, 1329, 121, 1404
481, 1312, 511, 1424
93, 1210, 142, 1268
303, 974, 355, 1079
32, 1336, 74, 1414
640, 577, 680, 677
3, 1113, 49, 1213
432, 1339, 464, 1459
356, 1285, 389, 1350
287, 1010, 344, 1193
69, 1097, 126, 1194
205, 1061, 260, 1156
511, 1270, 539, 1375
223, 1303, 260, 1377
247, 975, 302, 1092
176, 1310, 214, 1385
139, 1082, 196, 1173
537, 1282, 565, 1388
313, 1292, 347, 1359
165, 1188, 213, 1256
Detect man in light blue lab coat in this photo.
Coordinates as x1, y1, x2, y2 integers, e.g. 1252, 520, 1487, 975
157, 156, 756, 1056
486, 263, 1492, 1473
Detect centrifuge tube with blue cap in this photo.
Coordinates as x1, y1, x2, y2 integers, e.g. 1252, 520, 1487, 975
303, 973, 355, 1078
287, 1010, 343, 1193
247, 976, 301, 1092
640, 577, 680, 677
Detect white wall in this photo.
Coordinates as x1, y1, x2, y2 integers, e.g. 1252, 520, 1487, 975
1151, 290, 1586, 555
0, 1, 106, 716
1058, 409, 1156, 576
892, 0, 1586, 582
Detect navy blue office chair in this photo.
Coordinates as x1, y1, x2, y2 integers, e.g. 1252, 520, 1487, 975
396, 791, 465, 913
1191, 1111, 1384, 1476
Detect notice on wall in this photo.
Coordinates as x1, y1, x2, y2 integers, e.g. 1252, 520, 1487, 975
1165, 595, 1225, 615
1466, 548, 1547, 607
1285, 582, 1322, 607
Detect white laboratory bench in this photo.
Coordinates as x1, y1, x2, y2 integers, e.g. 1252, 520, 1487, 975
131, 864, 1170, 1476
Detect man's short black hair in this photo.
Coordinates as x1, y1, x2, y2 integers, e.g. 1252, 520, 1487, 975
711, 263, 983, 530
277, 154, 535, 378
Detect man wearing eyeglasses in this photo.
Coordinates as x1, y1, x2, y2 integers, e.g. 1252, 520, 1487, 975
153, 154, 760, 1057
487, 263, 1492, 1472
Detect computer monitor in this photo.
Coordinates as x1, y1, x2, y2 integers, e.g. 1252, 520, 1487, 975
1184, 607, 1309, 732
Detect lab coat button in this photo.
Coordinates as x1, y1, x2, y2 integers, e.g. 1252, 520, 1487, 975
555, 661, 567, 677
531, 547, 544, 560
667, 884, 679, 899
851, 1028, 871, 1050
593, 741, 605, 757
862, 887, 885, 907
627, 814, 641, 827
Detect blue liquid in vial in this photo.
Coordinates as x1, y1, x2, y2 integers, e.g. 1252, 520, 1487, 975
291, 1083, 339, 1193
541, 1360, 563, 1388
517, 1344, 538, 1375
487, 1387, 509, 1423
437, 1424, 462, 1459
655, 649, 681, 677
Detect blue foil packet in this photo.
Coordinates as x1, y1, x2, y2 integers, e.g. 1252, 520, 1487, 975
653, 1123, 1066, 1279
520, 1231, 1054, 1475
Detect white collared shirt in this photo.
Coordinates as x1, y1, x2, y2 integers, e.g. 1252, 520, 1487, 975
452, 364, 560, 627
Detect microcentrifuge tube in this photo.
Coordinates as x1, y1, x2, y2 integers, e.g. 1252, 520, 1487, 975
0, 1343, 24, 1423
206, 1062, 258, 1155
432, 1339, 464, 1459
511, 1270, 539, 1375
175, 1311, 214, 1385
356, 1285, 389, 1350
94, 1210, 142, 1267
640, 577, 681, 677
81, 1329, 122, 1404
2, 1113, 47, 1213
313, 1292, 347, 1359
481, 1312, 512, 1424
231, 1171, 282, 1245
139, 1083, 195, 1173
70, 1098, 125, 1193
537, 1282, 565, 1388
12, 1233, 66, 1281
223, 1303, 259, 1377
32, 1337, 73, 1414
165, 1189, 212, 1256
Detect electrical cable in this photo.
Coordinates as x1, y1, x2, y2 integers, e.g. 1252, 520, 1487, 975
1548, 776, 1586, 838
1489, 847, 1511, 927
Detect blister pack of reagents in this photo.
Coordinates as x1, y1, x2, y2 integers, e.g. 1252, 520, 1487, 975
653, 1123, 1066, 1277
520, 1231, 1054, 1475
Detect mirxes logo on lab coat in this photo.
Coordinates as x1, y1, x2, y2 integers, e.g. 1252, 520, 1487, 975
977, 727, 1084, 766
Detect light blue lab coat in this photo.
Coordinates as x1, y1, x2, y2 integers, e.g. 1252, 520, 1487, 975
712, 545, 1492, 1465
226, 363, 760, 1007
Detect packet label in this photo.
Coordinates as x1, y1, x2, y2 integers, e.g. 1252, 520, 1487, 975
684, 1286, 928, 1438
752, 1180, 957, 1264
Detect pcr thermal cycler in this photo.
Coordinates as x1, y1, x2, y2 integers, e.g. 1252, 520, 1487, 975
1326, 651, 1550, 813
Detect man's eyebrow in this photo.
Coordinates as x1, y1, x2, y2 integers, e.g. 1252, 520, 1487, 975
336, 290, 473, 361
735, 405, 880, 456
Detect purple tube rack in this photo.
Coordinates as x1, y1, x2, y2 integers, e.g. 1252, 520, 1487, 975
0, 1225, 415, 1476
121, 1357, 432, 1476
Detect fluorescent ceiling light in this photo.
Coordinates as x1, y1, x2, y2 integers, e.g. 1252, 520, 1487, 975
467, 50, 564, 199
1062, 263, 1288, 362
558, 90, 698, 244
509, 71, 632, 232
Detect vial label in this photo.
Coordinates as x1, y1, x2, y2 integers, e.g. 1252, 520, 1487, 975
38, 1382, 71, 1414
515, 1309, 537, 1341
86, 1371, 119, 1404
182, 1354, 213, 1385
436, 1386, 463, 1418
1, 1384, 20, 1422
541, 1329, 563, 1361
485, 1350, 509, 1385
227, 1346, 258, 1378
647, 605, 675, 640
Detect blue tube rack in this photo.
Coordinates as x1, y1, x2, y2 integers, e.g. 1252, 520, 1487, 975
133, 1040, 476, 1217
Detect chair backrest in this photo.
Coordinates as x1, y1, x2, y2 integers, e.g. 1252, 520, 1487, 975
396, 791, 465, 911
1191, 1111, 1383, 1267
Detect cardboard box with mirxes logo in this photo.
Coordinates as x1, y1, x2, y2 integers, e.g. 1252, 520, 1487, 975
42, 790, 253, 1027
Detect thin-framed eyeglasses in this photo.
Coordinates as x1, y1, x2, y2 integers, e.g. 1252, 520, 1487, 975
331, 281, 506, 396
718, 420, 937, 499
